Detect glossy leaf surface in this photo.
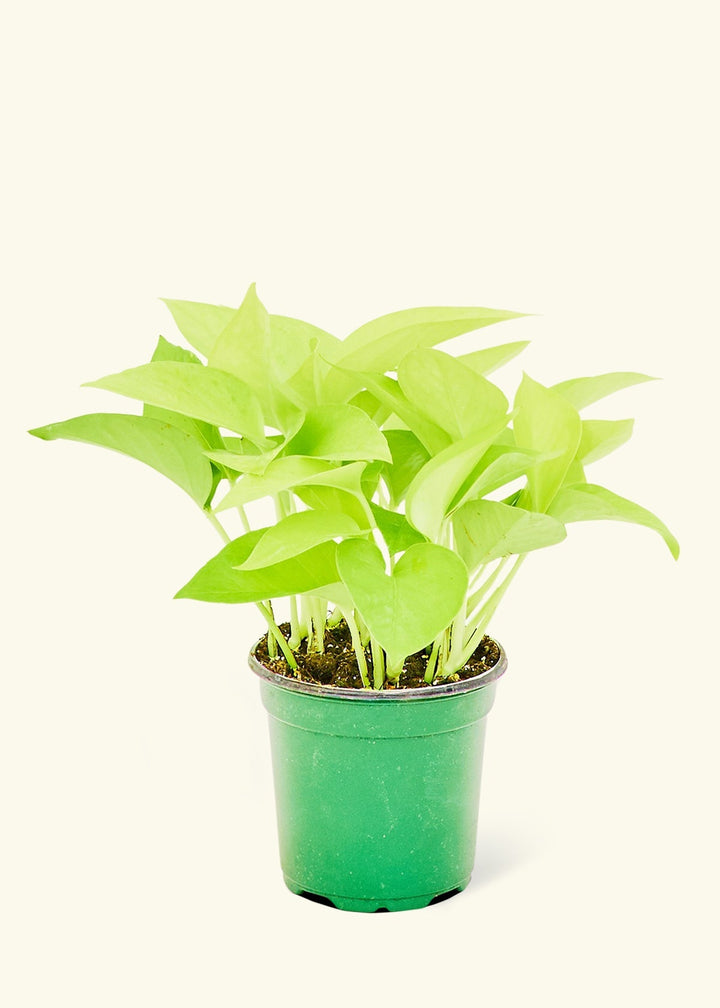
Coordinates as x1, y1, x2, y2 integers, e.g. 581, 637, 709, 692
85, 362, 266, 443
551, 372, 656, 410
398, 349, 509, 440
548, 483, 679, 559
452, 499, 566, 570
285, 405, 391, 462
405, 416, 510, 540
336, 540, 468, 668
513, 374, 582, 512
237, 511, 362, 570
176, 533, 339, 603
29, 413, 214, 507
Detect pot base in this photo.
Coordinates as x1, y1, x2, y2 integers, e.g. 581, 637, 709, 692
284, 875, 470, 913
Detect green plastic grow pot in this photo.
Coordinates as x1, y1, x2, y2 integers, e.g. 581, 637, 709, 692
248, 644, 507, 913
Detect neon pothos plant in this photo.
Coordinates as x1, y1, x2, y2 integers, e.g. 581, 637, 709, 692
30, 285, 678, 688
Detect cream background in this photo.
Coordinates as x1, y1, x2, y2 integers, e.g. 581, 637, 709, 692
2, 2, 718, 1005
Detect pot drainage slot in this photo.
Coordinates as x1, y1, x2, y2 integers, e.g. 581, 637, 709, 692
428, 887, 462, 906
298, 890, 337, 908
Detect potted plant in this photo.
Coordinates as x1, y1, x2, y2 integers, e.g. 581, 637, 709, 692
30, 284, 678, 912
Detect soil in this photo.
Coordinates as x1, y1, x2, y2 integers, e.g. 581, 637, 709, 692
254, 621, 501, 690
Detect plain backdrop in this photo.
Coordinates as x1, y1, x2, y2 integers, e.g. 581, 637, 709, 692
2, 2, 718, 1006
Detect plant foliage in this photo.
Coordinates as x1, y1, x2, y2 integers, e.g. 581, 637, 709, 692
30, 286, 678, 687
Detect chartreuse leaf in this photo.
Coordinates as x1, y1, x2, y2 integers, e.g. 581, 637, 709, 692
209, 282, 271, 380
382, 429, 431, 506
336, 540, 468, 670
84, 362, 267, 443
348, 389, 385, 419
548, 483, 679, 559
204, 445, 281, 476
293, 461, 375, 529
323, 304, 526, 402
333, 304, 526, 371
456, 341, 530, 376
237, 511, 362, 570
551, 372, 657, 410
513, 374, 582, 512
398, 349, 509, 440
207, 284, 304, 434
405, 415, 510, 541
143, 336, 228, 492
452, 499, 566, 571
270, 315, 341, 362
576, 418, 634, 465
29, 413, 214, 508
285, 405, 391, 462
451, 444, 547, 509
370, 504, 427, 555
282, 345, 325, 410
358, 374, 451, 456
175, 532, 340, 603
162, 299, 235, 357
215, 457, 337, 511
162, 296, 339, 362
295, 484, 371, 531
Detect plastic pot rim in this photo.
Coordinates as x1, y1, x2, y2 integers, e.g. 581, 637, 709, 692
248, 637, 507, 702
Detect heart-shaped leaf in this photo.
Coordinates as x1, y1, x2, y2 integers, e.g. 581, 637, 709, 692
405, 415, 510, 541
29, 413, 215, 508
142, 336, 228, 491
324, 304, 527, 401
450, 443, 547, 510
336, 540, 468, 669
162, 296, 339, 361
237, 510, 362, 570
207, 284, 306, 434
382, 429, 431, 506
398, 348, 509, 440
285, 404, 391, 462
513, 374, 582, 513
84, 361, 267, 443
452, 499, 566, 571
370, 504, 427, 555
215, 457, 338, 511
176, 531, 340, 603
339, 372, 451, 456
548, 483, 679, 559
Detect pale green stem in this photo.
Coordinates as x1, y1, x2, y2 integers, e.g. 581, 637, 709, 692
257, 602, 298, 669
370, 638, 385, 689
424, 636, 442, 684
356, 611, 371, 648
300, 596, 312, 645
206, 508, 282, 664
288, 595, 303, 649
314, 599, 327, 651
237, 505, 251, 533
447, 596, 467, 670
342, 609, 370, 688
307, 597, 326, 653
205, 509, 231, 544
266, 600, 277, 658
465, 557, 511, 636
436, 626, 451, 679
449, 555, 526, 675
